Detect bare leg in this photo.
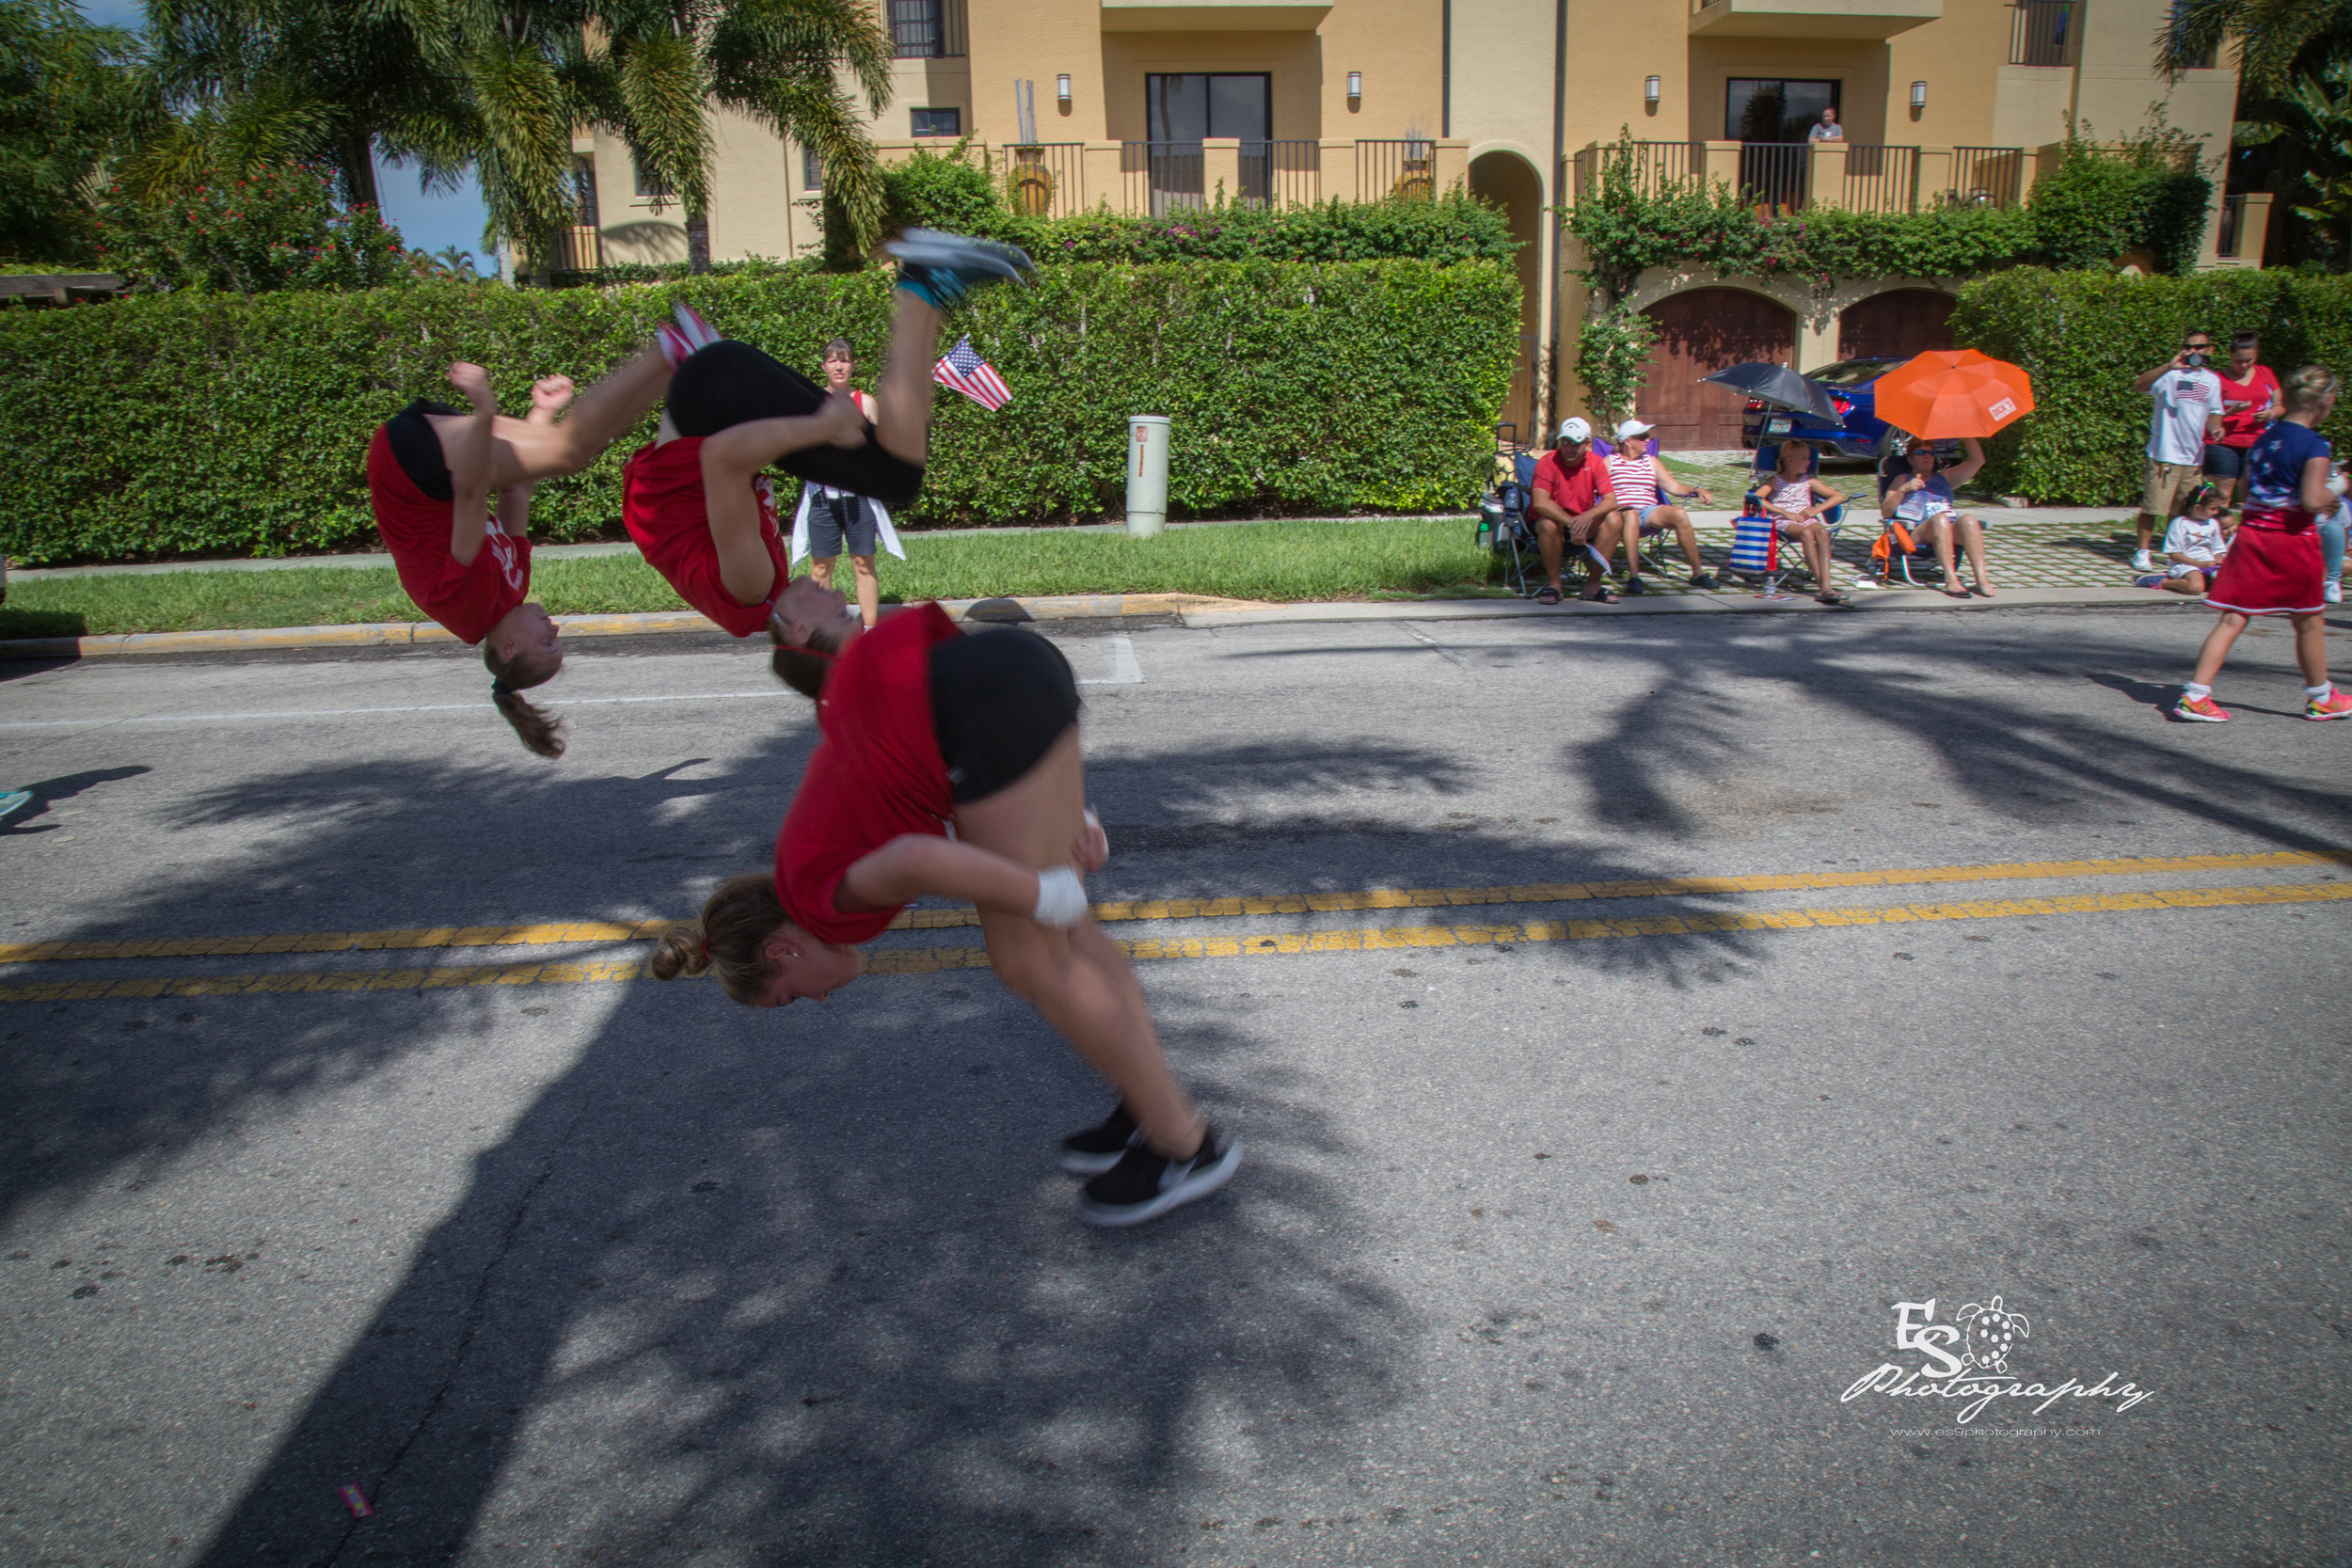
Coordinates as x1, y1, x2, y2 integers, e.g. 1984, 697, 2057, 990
1925, 518, 1961, 590
806, 555, 839, 591
1957, 516, 1994, 593
1535, 515, 1565, 593
953, 728, 1202, 1157
1662, 509, 1706, 574
2189, 610, 2250, 688
872, 292, 945, 466
2292, 612, 2329, 686
429, 343, 673, 490
849, 553, 882, 627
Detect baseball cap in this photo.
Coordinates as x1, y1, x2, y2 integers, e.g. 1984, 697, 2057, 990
1556, 417, 1593, 443
1613, 419, 1653, 442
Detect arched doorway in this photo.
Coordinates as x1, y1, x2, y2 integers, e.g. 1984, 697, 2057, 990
1637, 289, 1795, 451
1836, 289, 1954, 362
1470, 150, 1543, 447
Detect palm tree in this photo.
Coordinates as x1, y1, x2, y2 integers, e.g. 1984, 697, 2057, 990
592, 0, 893, 272
2158, 0, 2352, 94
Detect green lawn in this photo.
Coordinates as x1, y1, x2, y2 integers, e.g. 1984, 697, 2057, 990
2, 517, 1506, 638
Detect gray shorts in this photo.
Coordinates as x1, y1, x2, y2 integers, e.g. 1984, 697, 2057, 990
806, 490, 878, 559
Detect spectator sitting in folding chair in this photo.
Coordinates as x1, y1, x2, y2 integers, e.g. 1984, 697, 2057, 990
1529, 417, 1627, 605
1881, 436, 1994, 598
1603, 419, 1720, 593
1754, 439, 1853, 606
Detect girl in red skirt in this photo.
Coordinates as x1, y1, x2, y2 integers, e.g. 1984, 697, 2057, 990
366, 340, 675, 755
621, 231, 1029, 642
649, 574, 1240, 1227
2177, 364, 2352, 722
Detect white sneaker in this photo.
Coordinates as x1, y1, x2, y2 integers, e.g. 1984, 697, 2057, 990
2132, 549, 2154, 572
2328, 580, 2344, 605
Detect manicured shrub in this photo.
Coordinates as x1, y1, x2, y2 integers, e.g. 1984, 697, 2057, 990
0, 259, 1518, 563
1949, 268, 2352, 503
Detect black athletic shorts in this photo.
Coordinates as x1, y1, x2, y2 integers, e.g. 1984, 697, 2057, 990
385, 399, 460, 500
667, 341, 925, 510
928, 627, 1080, 804
2201, 442, 2246, 480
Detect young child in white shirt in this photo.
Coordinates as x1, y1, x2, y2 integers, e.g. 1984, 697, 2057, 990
2138, 483, 2233, 596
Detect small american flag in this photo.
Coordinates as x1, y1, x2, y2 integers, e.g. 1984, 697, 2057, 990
932, 336, 1011, 411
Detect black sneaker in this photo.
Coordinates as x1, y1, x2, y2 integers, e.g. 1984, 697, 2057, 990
1057, 1101, 1139, 1176
1623, 575, 1648, 595
1687, 571, 1719, 589
884, 229, 1033, 309
1077, 1125, 1242, 1227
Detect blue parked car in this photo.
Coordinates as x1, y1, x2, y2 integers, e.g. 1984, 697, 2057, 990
1740, 356, 1933, 461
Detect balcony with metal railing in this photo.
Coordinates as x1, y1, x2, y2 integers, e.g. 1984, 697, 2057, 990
999, 143, 1087, 218
889, 0, 966, 58
1571, 137, 2033, 215
2008, 0, 2077, 66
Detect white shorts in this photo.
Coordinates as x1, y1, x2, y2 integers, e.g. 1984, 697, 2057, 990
2167, 558, 2222, 578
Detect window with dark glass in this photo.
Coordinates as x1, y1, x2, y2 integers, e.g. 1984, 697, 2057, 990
802, 146, 822, 190
632, 152, 670, 199
1144, 73, 1271, 143
911, 106, 961, 137
890, 0, 965, 58
1724, 78, 1840, 142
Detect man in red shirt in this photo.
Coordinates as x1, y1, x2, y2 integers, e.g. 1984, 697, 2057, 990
1529, 417, 1628, 603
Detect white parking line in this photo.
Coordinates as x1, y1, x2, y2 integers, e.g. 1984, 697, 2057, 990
1078, 633, 1143, 686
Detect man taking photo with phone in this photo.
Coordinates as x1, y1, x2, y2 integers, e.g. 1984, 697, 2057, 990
2130, 329, 2225, 574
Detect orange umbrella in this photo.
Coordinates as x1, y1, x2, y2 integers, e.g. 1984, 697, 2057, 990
1871, 349, 2035, 439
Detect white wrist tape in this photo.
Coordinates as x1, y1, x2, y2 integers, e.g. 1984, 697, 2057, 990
1032, 865, 1089, 927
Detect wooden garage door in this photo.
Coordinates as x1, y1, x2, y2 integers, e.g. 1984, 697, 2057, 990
1837, 289, 1954, 361
1636, 289, 1796, 451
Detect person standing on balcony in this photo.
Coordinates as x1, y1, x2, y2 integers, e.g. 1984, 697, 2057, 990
792, 337, 901, 630
2208, 329, 2283, 511
1807, 106, 1844, 142
2131, 329, 2225, 573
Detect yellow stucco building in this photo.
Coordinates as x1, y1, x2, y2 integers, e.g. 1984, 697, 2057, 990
564, 0, 2261, 448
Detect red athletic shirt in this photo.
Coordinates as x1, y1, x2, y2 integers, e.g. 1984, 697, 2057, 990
2216, 364, 2280, 449
622, 437, 793, 638
365, 425, 530, 646
774, 603, 964, 944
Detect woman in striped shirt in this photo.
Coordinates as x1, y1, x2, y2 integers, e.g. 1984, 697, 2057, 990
1602, 419, 1721, 594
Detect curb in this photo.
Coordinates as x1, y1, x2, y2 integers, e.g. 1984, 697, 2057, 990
0, 595, 1270, 660
0, 586, 2205, 660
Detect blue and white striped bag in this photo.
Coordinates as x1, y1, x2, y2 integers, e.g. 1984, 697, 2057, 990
1727, 513, 1781, 575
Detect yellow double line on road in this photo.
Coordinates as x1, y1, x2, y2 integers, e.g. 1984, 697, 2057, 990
5, 848, 2344, 966
3, 871, 2345, 1004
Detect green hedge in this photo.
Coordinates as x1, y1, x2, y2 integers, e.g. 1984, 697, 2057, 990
1950, 268, 2352, 504
0, 260, 1518, 564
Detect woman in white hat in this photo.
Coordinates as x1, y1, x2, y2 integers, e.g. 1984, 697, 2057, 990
1602, 419, 1720, 593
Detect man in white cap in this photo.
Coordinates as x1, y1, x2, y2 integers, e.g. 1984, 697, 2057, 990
1602, 418, 1720, 594
1528, 416, 1628, 604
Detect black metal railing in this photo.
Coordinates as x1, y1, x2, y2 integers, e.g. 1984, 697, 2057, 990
889, 0, 965, 58
1122, 141, 1203, 215
1572, 139, 1704, 198
2010, 0, 2078, 66
2217, 193, 2244, 258
1947, 146, 2026, 209
1240, 140, 1320, 206
548, 226, 601, 272
1738, 142, 1809, 211
1000, 143, 1086, 218
1837, 144, 1918, 214
1357, 139, 1438, 202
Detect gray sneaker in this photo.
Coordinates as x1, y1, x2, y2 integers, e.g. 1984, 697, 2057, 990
884, 229, 1033, 308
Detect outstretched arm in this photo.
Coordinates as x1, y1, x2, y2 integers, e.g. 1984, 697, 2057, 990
699, 394, 867, 605
839, 833, 1062, 916
442, 362, 499, 566
1942, 436, 1987, 489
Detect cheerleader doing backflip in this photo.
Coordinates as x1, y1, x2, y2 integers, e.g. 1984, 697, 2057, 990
2174, 364, 2352, 723
649, 572, 1241, 1227
620, 231, 1030, 642
365, 340, 675, 755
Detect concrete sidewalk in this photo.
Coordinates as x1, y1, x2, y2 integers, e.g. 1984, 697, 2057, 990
0, 583, 2212, 660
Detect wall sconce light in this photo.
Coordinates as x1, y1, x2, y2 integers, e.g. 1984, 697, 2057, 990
1056, 73, 1072, 105
1910, 79, 1928, 110
1346, 71, 1362, 101
1644, 75, 1661, 105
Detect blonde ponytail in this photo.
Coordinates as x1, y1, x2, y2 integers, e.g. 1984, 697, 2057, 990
484, 644, 564, 757
649, 873, 788, 1006
2283, 363, 2341, 418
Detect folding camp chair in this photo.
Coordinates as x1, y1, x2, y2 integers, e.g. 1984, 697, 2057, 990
1752, 440, 1857, 586
1866, 451, 1948, 587
1477, 449, 1543, 596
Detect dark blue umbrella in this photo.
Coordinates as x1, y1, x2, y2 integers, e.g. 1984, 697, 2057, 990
1700, 361, 1839, 420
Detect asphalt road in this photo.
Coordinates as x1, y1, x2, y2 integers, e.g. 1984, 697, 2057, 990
2, 606, 2348, 1568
